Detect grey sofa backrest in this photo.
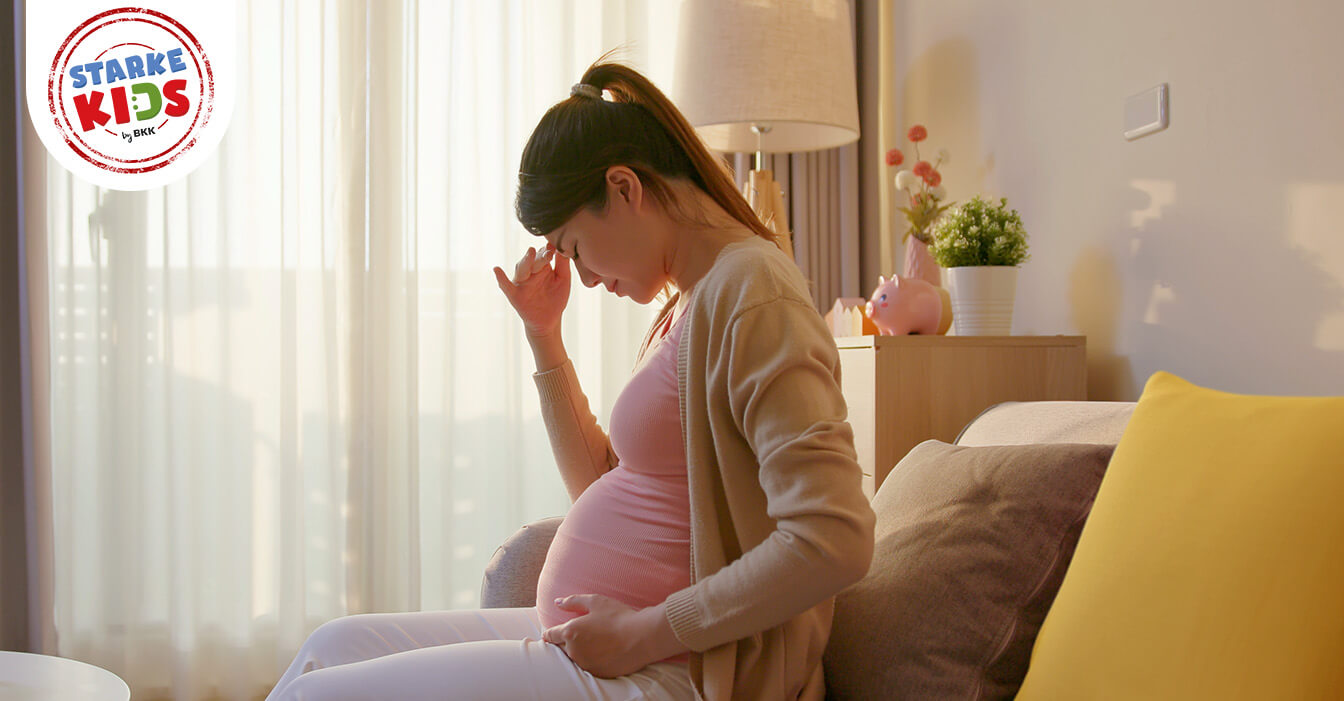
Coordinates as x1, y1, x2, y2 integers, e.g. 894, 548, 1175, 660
480, 517, 564, 609
955, 401, 1136, 447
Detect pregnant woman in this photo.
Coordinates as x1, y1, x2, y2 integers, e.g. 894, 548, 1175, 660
265, 58, 875, 701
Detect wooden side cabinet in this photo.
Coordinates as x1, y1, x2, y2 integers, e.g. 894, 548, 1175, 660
836, 335, 1087, 496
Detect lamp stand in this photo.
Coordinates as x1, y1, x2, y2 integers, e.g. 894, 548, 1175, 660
744, 125, 796, 262
743, 169, 794, 262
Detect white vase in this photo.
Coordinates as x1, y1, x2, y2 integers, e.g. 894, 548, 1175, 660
945, 266, 1018, 335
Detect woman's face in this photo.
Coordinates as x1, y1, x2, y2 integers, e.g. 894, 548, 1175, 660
545, 169, 670, 304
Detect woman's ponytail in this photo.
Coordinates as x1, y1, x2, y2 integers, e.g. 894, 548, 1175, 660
516, 57, 780, 251
579, 62, 779, 247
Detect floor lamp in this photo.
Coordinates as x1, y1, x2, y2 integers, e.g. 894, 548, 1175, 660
673, 0, 861, 264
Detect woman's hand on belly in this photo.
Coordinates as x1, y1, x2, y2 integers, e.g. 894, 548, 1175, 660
541, 594, 690, 678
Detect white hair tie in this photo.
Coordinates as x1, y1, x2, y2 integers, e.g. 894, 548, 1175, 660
571, 83, 601, 100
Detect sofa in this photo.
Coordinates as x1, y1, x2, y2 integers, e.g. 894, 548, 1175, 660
480, 375, 1344, 699
479, 400, 1134, 697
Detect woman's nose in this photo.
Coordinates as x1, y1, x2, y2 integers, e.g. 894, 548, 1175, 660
575, 263, 600, 289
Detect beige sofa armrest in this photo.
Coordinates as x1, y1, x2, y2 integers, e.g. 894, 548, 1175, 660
955, 401, 1137, 447
479, 516, 564, 608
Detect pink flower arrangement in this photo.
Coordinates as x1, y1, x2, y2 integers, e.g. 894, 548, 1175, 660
887, 124, 952, 244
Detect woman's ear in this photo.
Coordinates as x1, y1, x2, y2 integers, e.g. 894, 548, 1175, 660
605, 166, 643, 210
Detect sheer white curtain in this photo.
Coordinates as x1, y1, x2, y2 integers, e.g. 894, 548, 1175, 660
23, 1, 680, 699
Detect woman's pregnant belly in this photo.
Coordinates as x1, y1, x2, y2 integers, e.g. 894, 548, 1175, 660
535, 465, 691, 649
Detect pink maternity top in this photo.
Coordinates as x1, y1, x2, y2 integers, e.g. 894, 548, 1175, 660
535, 308, 691, 664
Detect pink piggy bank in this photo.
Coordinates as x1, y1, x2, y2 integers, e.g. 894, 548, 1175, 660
865, 274, 943, 335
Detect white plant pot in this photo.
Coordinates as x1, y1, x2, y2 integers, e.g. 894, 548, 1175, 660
945, 266, 1019, 335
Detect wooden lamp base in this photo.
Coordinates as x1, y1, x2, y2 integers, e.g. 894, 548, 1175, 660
743, 169, 795, 262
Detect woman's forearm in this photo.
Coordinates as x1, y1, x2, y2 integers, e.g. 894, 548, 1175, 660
527, 330, 568, 373
638, 603, 692, 660
530, 336, 617, 502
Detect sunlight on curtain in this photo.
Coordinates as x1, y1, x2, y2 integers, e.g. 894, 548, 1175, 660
39, 1, 680, 698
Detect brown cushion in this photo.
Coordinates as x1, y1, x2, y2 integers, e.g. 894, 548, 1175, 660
823, 440, 1113, 700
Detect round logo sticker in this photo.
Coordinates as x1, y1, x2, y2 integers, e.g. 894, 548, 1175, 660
28, 2, 234, 190
49, 8, 213, 174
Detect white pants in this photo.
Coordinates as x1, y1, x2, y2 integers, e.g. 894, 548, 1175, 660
265, 607, 695, 701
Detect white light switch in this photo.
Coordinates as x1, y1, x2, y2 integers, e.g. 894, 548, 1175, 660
1124, 83, 1169, 141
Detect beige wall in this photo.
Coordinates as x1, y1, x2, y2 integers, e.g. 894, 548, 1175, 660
885, 0, 1344, 400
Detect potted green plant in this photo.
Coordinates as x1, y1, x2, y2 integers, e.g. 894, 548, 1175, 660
928, 195, 1030, 335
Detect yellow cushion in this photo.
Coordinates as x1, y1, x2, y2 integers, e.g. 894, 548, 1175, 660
1017, 371, 1344, 700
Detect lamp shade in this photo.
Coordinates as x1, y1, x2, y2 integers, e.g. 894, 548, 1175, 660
673, 0, 860, 154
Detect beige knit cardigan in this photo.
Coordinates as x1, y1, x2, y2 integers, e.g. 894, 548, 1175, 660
534, 236, 876, 700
